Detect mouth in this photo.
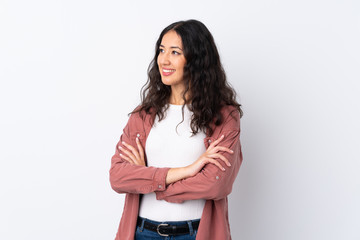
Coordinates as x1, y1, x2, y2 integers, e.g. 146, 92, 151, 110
162, 68, 176, 76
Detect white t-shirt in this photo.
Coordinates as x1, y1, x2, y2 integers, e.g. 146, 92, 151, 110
138, 104, 206, 221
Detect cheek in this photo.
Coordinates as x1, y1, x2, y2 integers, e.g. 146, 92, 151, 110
180, 58, 186, 71
179, 62, 186, 73
175, 59, 186, 72
157, 56, 160, 66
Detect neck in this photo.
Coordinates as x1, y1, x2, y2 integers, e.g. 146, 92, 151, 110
169, 85, 190, 105
169, 97, 186, 105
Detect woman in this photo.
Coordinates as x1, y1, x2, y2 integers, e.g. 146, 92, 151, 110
110, 19, 243, 240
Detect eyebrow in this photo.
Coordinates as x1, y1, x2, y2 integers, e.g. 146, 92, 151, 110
159, 44, 183, 51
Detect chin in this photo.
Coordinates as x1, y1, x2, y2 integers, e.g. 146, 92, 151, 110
161, 78, 176, 86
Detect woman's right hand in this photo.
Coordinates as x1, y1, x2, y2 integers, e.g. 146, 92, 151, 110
184, 135, 233, 178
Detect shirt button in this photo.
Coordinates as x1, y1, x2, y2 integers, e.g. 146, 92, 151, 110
158, 184, 162, 189
137, 133, 140, 137
215, 176, 219, 180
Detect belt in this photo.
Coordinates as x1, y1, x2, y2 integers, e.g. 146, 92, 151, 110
137, 218, 200, 237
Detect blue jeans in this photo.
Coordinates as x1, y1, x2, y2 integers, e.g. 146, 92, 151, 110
135, 217, 199, 240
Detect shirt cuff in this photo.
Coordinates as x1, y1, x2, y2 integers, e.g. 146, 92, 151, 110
155, 190, 165, 200
153, 167, 170, 192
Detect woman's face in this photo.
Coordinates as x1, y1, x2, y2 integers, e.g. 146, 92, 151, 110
157, 30, 187, 88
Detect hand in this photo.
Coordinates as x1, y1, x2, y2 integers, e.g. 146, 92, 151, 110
185, 135, 233, 178
118, 138, 145, 166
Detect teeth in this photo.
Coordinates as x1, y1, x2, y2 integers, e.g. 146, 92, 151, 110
163, 69, 175, 73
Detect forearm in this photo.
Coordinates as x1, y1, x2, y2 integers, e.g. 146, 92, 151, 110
165, 167, 191, 185
110, 158, 170, 194
159, 153, 241, 203
157, 129, 242, 203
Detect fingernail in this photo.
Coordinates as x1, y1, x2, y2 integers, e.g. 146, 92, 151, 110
222, 167, 225, 171
227, 162, 231, 166
118, 146, 122, 149
230, 150, 234, 153
119, 153, 123, 156
136, 137, 139, 141
221, 135, 224, 138
122, 141, 125, 145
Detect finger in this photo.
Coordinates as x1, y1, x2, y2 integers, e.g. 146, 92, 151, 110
120, 146, 144, 166
207, 153, 231, 167
120, 143, 143, 166
136, 137, 145, 164
119, 146, 136, 161
121, 141, 140, 160
122, 141, 141, 160
132, 158, 141, 166
206, 158, 226, 171
207, 135, 224, 151
213, 146, 234, 154
120, 153, 135, 165
210, 135, 224, 148
208, 153, 231, 166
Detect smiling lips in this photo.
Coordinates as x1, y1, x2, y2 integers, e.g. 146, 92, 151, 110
162, 68, 176, 76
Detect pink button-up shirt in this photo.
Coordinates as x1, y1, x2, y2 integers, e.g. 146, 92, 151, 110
109, 105, 243, 240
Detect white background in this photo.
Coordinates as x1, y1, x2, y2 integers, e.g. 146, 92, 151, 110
1, 0, 359, 239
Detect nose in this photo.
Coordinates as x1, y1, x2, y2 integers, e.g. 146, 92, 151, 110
158, 52, 170, 66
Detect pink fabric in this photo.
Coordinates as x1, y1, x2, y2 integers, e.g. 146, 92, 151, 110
109, 105, 243, 240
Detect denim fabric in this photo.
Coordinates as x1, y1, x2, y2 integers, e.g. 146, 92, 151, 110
135, 217, 199, 240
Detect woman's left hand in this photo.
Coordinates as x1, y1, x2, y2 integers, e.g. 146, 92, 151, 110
118, 138, 145, 166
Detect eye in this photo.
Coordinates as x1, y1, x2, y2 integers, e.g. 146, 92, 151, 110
172, 51, 180, 55
159, 48, 165, 53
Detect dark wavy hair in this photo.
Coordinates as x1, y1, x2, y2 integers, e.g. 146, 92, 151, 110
131, 19, 243, 136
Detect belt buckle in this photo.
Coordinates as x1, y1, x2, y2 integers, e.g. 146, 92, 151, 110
157, 223, 169, 237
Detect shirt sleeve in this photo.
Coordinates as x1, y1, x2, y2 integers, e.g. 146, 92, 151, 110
155, 111, 243, 203
109, 112, 170, 195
